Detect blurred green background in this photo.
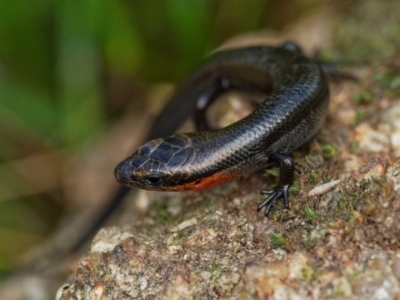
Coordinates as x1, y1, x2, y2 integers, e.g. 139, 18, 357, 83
0, 0, 359, 276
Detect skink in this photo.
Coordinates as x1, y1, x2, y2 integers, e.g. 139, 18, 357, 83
114, 42, 330, 215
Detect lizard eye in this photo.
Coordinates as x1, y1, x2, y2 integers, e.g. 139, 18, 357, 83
145, 176, 162, 186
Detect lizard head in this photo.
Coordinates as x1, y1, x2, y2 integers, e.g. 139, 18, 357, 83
114, 135, 198, 191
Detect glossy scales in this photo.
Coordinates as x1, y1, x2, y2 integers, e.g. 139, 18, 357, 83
115, 43, 329, 213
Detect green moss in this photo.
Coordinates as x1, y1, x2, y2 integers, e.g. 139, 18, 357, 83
374, 72, 392, 89
302, 266, 314, 281
374, 71, 400, 94
209, 262, 223, 280
344, 209, 355, 222
337, 198, 346, 212
354, 109, 367, 124
154, 202, 174, 225
348, 194, 358, 204
351, 141, 359, 153
210, 262, 222, 273
273, 211, 287, 222
289, 181, 300, 195
348, 270, 361, 283
266, 167, 280, 178
305, 205, 317, 221
334, 289, 347, 297
354, 91, 372, 104
270, 233, 286, 249
171, 233, 182, 245
321, 144, 337, 159
308, 172, 318, 182
390, 76, 400, 90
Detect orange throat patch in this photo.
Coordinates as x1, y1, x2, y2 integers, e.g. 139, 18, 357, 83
170, 171, 239, 191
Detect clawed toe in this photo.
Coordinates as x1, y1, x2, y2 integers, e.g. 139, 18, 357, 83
257, 185, 290, 216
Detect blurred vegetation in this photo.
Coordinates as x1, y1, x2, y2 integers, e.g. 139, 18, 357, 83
0, 0, 337, 276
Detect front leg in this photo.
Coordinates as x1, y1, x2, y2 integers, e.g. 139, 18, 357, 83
257, 150, 294, 216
